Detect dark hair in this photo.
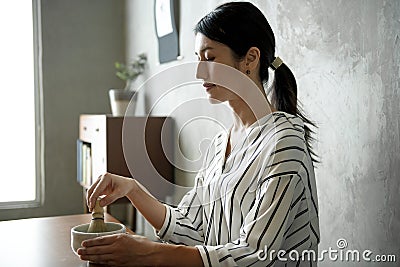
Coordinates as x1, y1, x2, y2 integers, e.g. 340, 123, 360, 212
195, 1, 318, 163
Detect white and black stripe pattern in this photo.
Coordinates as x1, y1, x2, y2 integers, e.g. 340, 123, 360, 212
156, 112, 320, 267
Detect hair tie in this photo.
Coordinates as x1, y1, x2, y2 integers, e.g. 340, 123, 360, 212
270, 56, 283, 70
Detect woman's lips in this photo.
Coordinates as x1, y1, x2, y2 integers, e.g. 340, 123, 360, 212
203, 83, 216, 91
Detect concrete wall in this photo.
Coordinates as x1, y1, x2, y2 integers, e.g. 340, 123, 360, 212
0, 0, 125, 220
126, 0, 399, 265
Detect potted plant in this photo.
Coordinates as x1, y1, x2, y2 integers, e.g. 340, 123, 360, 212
109, 53, 147, 116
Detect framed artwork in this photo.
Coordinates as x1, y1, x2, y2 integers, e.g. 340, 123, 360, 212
154, 0, 179, 63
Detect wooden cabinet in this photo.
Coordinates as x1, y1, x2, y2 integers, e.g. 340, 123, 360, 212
77, 115, 174, 229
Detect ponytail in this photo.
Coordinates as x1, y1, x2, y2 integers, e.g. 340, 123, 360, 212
272, 63, 319, 163
272, 63, 297, 115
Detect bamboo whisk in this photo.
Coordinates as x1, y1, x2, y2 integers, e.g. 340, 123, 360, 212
87, 198, 107, 233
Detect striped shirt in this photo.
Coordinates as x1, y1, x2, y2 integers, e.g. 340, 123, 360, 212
156, 112, 320, 267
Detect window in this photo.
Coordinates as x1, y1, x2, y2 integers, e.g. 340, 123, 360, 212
0, 0, 43, 208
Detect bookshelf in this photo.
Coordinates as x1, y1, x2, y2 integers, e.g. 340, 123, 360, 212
76, 141, 92, 187
77, 115, 174, 229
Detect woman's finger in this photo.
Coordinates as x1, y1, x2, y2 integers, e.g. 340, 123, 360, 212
99, 192, 120, 207
86, 175, 102, 208
81, 234, 118, 248
88, 174, 111, 210
77, 244, 113, 256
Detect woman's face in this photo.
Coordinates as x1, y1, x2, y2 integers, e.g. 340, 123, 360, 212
195, 33, 247, 103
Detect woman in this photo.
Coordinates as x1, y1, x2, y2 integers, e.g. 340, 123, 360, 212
77, 2, 320, 266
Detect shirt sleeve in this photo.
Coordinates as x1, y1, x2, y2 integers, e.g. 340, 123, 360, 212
155, 177, 205, 245
155, 132, 222, 246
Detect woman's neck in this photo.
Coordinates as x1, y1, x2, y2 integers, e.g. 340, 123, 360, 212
228, 85, 275, 129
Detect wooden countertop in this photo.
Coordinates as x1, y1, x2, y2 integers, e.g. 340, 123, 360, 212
0, 213, 133, 267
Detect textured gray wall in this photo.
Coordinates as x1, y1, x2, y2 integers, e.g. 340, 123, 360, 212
271, 1, 400, 265
127, 0, 399, 266
0, 0, 125, 221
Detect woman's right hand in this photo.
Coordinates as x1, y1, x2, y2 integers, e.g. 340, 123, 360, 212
86, 173, 136, 211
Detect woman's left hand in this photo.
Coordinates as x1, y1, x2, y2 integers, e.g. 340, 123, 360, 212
77, 233, 157, 266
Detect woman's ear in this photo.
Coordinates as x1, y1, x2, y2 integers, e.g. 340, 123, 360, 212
243, 47, 260, 72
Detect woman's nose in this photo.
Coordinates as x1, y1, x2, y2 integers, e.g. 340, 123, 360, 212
196, 61, 208, 80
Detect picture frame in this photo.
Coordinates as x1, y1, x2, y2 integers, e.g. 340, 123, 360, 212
154, 0, 179, 63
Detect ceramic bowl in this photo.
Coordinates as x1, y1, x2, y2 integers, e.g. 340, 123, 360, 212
71, 222, 126, 255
